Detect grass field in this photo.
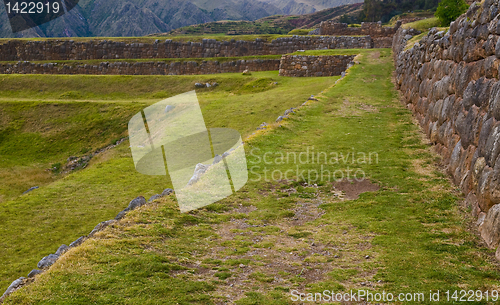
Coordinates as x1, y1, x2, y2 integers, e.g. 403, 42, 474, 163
0, 70, 340, 294
3, 49, 500, 304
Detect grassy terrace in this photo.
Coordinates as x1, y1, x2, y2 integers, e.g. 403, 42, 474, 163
0, 70, 339, 295
0, 55, 282, 66
2, 49, 499, 304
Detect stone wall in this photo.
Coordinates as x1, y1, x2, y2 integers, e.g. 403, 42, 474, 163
0, 58, 280, 75
319, 21, 402, 39
393, 0, 500, 258
279, 55, 355, 77
0, 36, 373, 62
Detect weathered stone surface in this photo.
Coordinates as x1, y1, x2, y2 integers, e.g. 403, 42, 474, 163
480, 204, 500, 248
0, 36, 373, 63
279, 55, 355, 77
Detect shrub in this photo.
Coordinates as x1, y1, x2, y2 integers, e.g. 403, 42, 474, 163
435, 0, 468, 26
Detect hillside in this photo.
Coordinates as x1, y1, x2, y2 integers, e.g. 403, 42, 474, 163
0, 0, 361, 38
166, 3, 363, 36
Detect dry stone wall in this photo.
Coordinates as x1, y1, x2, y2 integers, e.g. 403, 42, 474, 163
393, 0, 500, 257
279, 55, 355, 77
0, 58, 280, 75
319, 21, 401, 48
0, 36, 373, 62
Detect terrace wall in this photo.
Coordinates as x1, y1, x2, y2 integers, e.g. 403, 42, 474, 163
0, 36, 373, 62
0, 58, 280, 75
319, 21, 402, 48
393, 0, 500, 257
279, 55, 355, 77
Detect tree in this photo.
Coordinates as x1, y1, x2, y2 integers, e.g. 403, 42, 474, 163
435, 0, 468, 26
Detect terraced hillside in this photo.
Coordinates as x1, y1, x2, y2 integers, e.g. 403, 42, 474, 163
0, 68, 341, 296
2, 48, 499, 304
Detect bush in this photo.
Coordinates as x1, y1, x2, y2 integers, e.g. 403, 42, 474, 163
435, 0, 469, 26
287, 29, 311, 35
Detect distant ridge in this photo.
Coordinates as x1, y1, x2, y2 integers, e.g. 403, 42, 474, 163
0, 0, 362, 38
164, 3, 364, 36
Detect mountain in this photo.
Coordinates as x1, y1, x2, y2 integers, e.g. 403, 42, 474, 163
167, 2, 364, 36
0, 0, 361, 38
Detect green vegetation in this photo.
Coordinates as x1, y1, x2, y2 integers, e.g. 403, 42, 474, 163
287, 29, 312, 35
0, 70, 340, 294
435, 0, 469, 26
361, 0, 440, 23
3, 49, 500, 304
402, 17, 441, 32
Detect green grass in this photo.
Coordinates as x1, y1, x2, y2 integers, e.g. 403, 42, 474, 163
0, 70, 340, 294
402, 17, 441, 32
3, 49, 500, 304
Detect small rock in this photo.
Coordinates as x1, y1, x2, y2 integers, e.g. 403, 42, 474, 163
206, 83, 211, 88
89, 220, 115, 235
239, 264, 246, 268
164, 105, 174, 113
213, 154, 222, 165
148, 194, 161, 202
22, 186, 39, 194
365, 255, 370, 259
222, 152, 229, 158
115, 210, 127, 220
187, 163, 209, 186
194, 82, 204, 88
242, 69, 251, 75
212, 82, 219, 87
55, 244, 70, 256
1, 277, 25, 299
276, 116, 284, 122
27, 269, 43, 278
161, 188, 174, 196
37, 254, 59, 269
127, 196, 147, 211
69, 236, 85, 248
